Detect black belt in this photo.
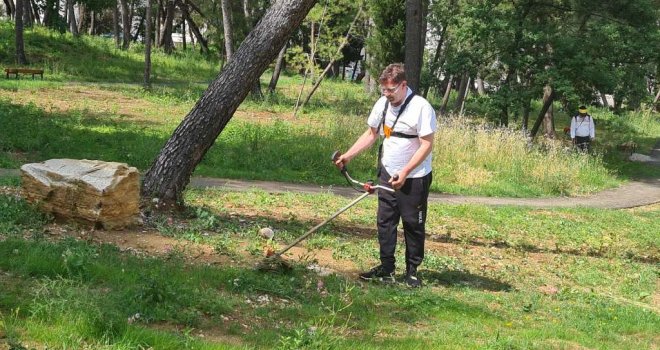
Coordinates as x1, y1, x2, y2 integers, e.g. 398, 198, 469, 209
390, 132, 417, 139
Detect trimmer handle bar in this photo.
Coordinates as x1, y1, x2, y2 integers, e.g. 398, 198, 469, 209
331, 150, 396, 193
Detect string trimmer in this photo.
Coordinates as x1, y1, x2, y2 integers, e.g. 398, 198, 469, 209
256, 151, 396, 271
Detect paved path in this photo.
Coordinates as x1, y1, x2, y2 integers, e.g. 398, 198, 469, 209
4, 169, 658, 209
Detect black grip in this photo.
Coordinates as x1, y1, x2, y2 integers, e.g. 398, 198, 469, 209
331, 150, 346, 172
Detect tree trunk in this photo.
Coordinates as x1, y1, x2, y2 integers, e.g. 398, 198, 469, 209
439, 74, 453, 115
30, 0, 40, 25
88, 10, 95, 35
476, 75, 486, 95
453, 73, 469, 111
77, 3, 85, 34
119, 0, 130, 49
113, 1, 121, 48
3, 0, 13, 17
43, 0, 54, 26
404, 0, 424, 92
542, 99, 555, 139
22, 0, 30, 27
68, 0, 79, 37
178, 0, 208, 54
600, 92, 609, 108
530, 85, 555, 138
159, 0, 175, 53
155, 0, 161, 46
144, 0, 152, 88
14, 0, 27, 65
268, 43, 287, 93
141, 0, 318, 205
221, 0, 233, 61
181, 18, 186, 50
521, 96, 531, 132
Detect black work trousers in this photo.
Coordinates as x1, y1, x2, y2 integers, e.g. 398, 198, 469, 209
377, 168, 432, 273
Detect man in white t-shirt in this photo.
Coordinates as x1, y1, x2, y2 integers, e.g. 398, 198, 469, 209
570, 105, 595, 152
334, 63, 436, 287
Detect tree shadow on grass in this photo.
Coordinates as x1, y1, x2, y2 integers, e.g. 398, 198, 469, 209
421, 269, 512, 292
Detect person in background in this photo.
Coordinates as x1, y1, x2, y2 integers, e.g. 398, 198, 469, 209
333, 63, 436, 288
570, 105, 595, 152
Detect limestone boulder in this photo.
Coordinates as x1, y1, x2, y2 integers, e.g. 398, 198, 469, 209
21, 159, 141, 229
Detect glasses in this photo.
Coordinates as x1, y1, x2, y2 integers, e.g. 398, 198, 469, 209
381, 83, 402, 95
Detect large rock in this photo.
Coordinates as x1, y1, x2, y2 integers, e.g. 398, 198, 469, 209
21, 159, 141, 229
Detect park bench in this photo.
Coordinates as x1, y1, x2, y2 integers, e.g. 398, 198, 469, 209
4, 68, 45, 80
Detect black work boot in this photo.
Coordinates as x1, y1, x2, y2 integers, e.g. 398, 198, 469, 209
405, 265, 421, 288
359, 265, 395, 283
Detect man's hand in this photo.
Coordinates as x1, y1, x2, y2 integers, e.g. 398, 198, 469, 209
389, 172, 406, 190
334, 153, 350, 170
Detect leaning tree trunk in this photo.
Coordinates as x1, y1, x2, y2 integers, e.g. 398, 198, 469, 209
3, 0, 13, 17
178, 0, 209, 54
268, 43, 287, 93
141, 0, 318, 205
439, 74, 453, 115
15, 0, 27, 65
530, 85, 555, 138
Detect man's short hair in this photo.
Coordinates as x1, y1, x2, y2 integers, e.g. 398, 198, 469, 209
379, 63, 406, 84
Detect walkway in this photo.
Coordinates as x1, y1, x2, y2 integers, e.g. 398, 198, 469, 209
3, 169, 657, 209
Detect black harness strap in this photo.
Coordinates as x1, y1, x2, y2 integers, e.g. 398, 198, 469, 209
379, 93, 417, 138
376, 92, 417, 174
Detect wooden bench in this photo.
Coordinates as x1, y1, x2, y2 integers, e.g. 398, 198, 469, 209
4, 68, 44, 80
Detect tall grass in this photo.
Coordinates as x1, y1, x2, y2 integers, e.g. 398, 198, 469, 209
432, 117, 617, 196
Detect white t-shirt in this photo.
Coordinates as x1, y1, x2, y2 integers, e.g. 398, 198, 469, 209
367, 88, 437, 178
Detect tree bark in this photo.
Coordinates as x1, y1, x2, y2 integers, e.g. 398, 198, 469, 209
88, 10, 95, 35
113, 1, 121, 48
476, 75, 486, 95
439, 74, 453, 115
268, 43, 287, 93
221, 0, 233, 61
22, 0, 31, 27
14, 0, 27, 65
141, 0, 318, 205
144, 0, 152, 88
521, 96, 531, 132
119, 0, 131, 49
178, 0, 209, 54
404, 0, 424, 92
30, 0, 40, 25
530, 85, 555, 138
155, 0, 161, 46
68, 0, 79, 37
542, 98, 555, 139
453, 73, 469, 111
3, 0, 13, 17
77, 3, 85, 34
159, 0, 175, 53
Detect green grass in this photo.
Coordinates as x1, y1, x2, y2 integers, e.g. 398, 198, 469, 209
0, 21, 220, 83
0, 189, 658, 349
